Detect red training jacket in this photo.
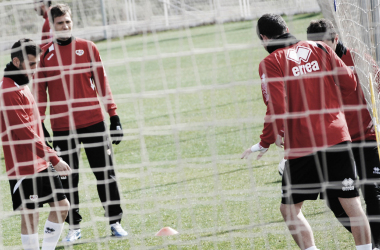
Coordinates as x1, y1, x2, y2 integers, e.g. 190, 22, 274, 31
35, 38, 117, 131
259, 41, 357, 159
340, 48, 375, 142
0, 77, 60, 178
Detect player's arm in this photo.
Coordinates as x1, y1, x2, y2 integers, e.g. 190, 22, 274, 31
325, 44, 357, 95
260, 60, 286, 145
34, 53, 49, 120
3, 91, 60, 166
34, 55, 53, 147
90, 42, 123, 145
241, 60, 285, 160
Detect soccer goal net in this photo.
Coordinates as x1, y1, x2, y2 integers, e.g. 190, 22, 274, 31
2, 0, 379, 249
319, 0, 380, 144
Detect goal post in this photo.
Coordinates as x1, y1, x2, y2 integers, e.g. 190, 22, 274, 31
4, 0, 379, 249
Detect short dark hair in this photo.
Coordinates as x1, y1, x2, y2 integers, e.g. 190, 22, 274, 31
307, 19, 336, 42
49, 4, 71, 23
11, 39, 40, 63
256, 14, 288, 40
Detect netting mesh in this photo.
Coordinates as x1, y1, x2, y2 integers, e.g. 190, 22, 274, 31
0, 0, 320, 50
3, 0, 378, 249
320, 0, 380, 124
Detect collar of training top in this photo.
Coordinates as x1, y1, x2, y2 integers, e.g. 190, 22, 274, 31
55, 36, 74, 46
266, 33, 299, 54
335, 40, 347, 58
3, 62, 29, 86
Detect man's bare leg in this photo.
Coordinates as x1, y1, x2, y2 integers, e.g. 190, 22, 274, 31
48, 198, 69, 223
339, 197, 371, 246
20, 208, 40, 250
280, 202, 316, 250
20, 208, 39, 235
41, 199, 70, 249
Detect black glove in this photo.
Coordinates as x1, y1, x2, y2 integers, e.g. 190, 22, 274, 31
110, 115, 123, 145
41, 122, 53, 149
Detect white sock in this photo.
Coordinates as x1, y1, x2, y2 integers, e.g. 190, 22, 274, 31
41, 220, 64, 250
305, 246, 319, 250
356, 243, 372, 250
21, 233, 39, 250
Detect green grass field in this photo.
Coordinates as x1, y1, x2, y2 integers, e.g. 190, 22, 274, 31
0, 12, 362, 249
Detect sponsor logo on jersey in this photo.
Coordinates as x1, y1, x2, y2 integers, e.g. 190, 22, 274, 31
45, 227, 55, 234
76, 50, 84, 56
286, 46, 321, 77
291, 61, 320, 76
60, 176, 67, 180
342, 178, 355, 191
373, 167, 380, 174
47, 54, 54, 60
286, 46, 312, 64
29, 195, 38, 201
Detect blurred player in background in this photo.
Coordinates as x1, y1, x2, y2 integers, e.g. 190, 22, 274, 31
34, 0, 53, 46
307, 18, 380, 250
1, 38, 71, 250
241, 13, 372, 250
35, 4, 127, 242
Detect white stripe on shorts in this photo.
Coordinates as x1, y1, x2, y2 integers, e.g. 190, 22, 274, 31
13, 177, 26, 194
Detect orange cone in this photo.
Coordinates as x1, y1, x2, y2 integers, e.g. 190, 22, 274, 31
155, 227, 179, 236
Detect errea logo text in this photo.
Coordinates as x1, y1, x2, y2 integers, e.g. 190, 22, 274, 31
292, 61, 320, 76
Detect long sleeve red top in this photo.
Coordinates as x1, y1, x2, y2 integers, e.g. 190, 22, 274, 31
339, 47, 376, 142
0, 77, 60, 178
40, 11, 52, 47
259, 41, 357, 159
35, 38, 117, 131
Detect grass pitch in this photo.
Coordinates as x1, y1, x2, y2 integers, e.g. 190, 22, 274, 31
0, 12, 360, 249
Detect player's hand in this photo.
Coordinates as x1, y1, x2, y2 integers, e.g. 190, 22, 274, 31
110, 115, 123, 145
241, 142, 268, 160
367, 120, 375, 133
275, 134, 284, 148
42, 122, 53, 149
53, 160, 72, 176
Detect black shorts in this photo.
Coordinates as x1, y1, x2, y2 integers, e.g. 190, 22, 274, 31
282, 141, 359, 204
9, 165, 66, 211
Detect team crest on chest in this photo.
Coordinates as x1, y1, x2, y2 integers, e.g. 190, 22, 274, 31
75, 50, 84, 56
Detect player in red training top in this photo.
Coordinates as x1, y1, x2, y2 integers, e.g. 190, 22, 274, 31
307, 18, 380, 249
241, 14, 372, 250
35, 4, 127, 242
34, 0, 52, 46
1, 39, 71, 250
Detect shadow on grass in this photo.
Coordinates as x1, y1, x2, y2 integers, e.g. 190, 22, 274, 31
268, 179, 282, 184
122, 163, 271, 195
105, 20, 255, 53
121, 96, 262, 127
56, 235, 128, 249
199, 210, 325, 239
